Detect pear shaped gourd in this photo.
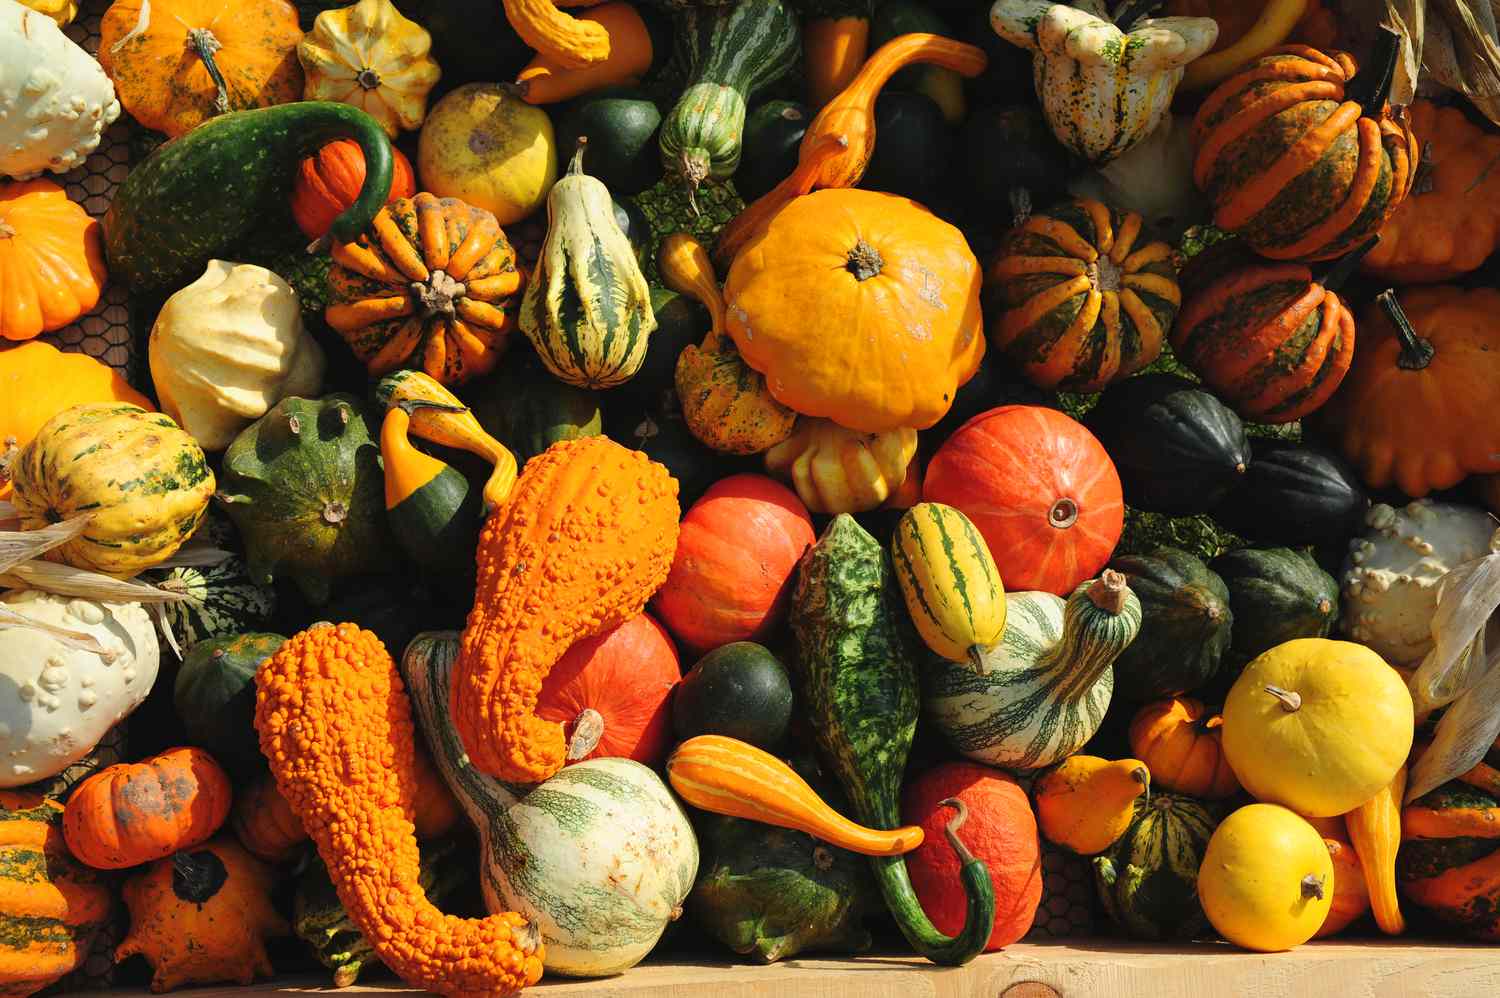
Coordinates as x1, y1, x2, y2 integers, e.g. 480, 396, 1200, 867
1035, 755, 1151, 855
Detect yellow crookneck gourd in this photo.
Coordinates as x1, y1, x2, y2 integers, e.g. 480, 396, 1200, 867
658, 232, 795, 455
503, 0, 610, 70
1344, 765, 1406, 936
1034, 755, 1151, 855
373, 369, 517, 512
764, 417, 918, 514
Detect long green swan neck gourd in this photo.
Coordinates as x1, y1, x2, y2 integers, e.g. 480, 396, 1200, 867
790, 513, 995, 965
103, 101, 394, 292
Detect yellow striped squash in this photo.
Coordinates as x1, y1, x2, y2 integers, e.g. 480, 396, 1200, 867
892, 502, 1007, 669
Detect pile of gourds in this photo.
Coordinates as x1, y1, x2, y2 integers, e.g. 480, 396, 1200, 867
4, 0, 1500, 995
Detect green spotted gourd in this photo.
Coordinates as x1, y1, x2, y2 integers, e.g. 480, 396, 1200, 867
891, 502, 1007, 670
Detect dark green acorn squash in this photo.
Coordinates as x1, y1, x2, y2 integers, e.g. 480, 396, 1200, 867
1211, 439, 1368, 548
860, 93, 953, 208
317, 575, 448, 654
1106, 547, 1232, 701
174, 632, 286, 777
556, 89, 664, 198
1093, 793, 1220, 941
627, 286, 709, 409
737, 100, 809, 203
674, 642, 795, 750
1084, 374, 1252, 517
960, 106, 1072, 224
464, 354, 603, 468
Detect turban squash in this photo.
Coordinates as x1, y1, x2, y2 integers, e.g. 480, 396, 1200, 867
1191, 31, 1418, 261
723, 187, 985, 434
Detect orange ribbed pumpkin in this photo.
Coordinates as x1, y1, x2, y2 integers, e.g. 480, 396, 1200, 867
292, 139, 416, 240
1128, 698, 1241, 800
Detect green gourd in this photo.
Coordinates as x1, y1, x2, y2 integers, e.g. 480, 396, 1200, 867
145, 558, 277, 656
674, 642, 795, 750
464, 355, 604, 469
173, 633, 287, 778
737, 100, 809, 203
1093, 792, 1221, 941
1106, 547, 1233, 702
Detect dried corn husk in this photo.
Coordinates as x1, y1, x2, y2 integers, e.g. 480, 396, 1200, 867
0, 517, 92, 575
1372, 0, 1500, 123
0, 604, 118, 661
0, 561, 189, 604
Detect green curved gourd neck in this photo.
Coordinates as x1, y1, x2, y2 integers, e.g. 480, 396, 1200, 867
1036, 570, 1141, 693
295, 102, 395, 248
868, 804, 996, 965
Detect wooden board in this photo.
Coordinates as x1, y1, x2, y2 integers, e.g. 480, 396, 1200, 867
108, 940, 1500, 998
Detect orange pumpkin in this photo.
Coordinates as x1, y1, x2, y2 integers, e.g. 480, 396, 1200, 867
99, 0, 306, 139
1128, 697, 1240, 800
723, 187, 985, 433
0, 180, 107, 343
230, 773, 305, 864
291, 139, 417, 240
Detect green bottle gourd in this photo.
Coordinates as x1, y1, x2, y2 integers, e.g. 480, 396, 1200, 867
789, 514, 995, 966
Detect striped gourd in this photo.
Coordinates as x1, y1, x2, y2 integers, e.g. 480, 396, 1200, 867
1092, 792, 1221, 940
401, 632, 698, 978
667, 735, 924, 856
659, 0, 802, 192
146, 558, 277, 655
984, 199, 1181, 393
923, 571, 1141, 771
892, 502, 1007, 669
520, 141, 657, 389
1399, 782, 1500, 939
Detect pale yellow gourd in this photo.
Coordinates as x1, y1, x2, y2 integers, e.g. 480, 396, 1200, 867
299, 0, 442, 138
764, 418, 917, 514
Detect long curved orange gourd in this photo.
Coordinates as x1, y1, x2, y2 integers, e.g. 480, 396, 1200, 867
1345, 765, 1406, 935
255, 623, 543, 998
453, 435, 680, 783
669, 735, 924, 856
714, 33, 986, 269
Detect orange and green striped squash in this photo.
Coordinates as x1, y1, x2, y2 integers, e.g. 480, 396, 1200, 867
891, 502, 1006, 670
1398, 782, 1500, 940
983, 198, 1180, 393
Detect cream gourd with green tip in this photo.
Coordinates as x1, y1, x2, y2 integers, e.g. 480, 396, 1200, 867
1221, 638, 1413, 817
892, 502, 1007, 669
1341, 499, 1498, 667
521, 139, 657, 389
1197, 803, 1333, 952
990, 0, 1217, 165
923, 570, 1141, 771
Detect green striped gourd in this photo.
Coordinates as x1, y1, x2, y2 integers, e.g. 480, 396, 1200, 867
790, 514, 996, 966
1398, 782, 1500, 939
1092, 792, 1220, 940
145, 558, 277, 656
892, 502, 1007, 669
659, 0, 802, 193
923, 571, 1141, 771
400, 632, 698, 978
520, 141, 657, 389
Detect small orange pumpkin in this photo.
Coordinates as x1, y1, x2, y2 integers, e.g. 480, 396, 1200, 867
0, 180, 107, 343
230, 773, 304, 864
1128, 697, 1240, 799
291, 139, 417, 240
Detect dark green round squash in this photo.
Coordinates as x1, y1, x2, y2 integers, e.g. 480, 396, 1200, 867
555, 89, 664, 197
464, 354, 603, 468
1093, 793, 1221, 941
601, 286, 708, 415
674, 641, 794, 750
737, 100, 809, 203
1211, 439, 1367, 548
174, 632, 286, 777
1085, 374, 1252, 517
860, 92, 953, 207
961, 106, 1073, 223
1107, 547, 1233, 701
315, 575, 448, 655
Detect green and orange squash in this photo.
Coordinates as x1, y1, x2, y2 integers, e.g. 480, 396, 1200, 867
1398, 782, 1500, 940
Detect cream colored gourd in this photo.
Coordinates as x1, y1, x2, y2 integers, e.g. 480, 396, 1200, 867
149, 261, 326, 452
990, 0, 1217, 164
520, 140, 656, 389
0, 590, 159, 787
0, 0, 121, 179
764, 418, 917, 514
298, 0, 442, 138
1341, 500, 1498, 667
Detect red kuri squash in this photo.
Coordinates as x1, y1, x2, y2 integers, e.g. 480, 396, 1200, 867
902, 761, 1041, 951
924, 406, 1123, 596
533, 612, 681, 768
291, 138, 417, 241
653, 473, 815, 655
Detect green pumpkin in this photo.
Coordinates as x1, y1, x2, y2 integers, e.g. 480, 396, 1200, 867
1210, 547, 1339, 666
1093, 792, 1220, 941
1106, 547, 1232, 702
1211, 439, 1368, 549
145, 558, 277, 656
215, 394, 392, 605
174, 633, 286, 777
737, 100, 809, 203
464, 355, 603, 469
674, 642, 795, 750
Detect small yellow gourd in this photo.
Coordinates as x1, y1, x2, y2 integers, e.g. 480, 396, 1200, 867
764, 418, 917, 514
299, 0, 443, 138
891, 502, 1007, 668
1198, 803, 1333, 952
1034, 755, 1150, 855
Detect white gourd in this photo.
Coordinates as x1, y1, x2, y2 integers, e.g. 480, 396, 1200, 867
149, 260, 327, 451
0, 589, 158, 787
0, 0, 120, 180
1069, 114, 1207, 242
990, 0, 1218, 165
1342, 500, 1499, 667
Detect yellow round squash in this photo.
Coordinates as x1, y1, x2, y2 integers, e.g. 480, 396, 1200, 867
1221, 638, 1412, 817
1198, 803, 1333, 952
417, 82, 558, 225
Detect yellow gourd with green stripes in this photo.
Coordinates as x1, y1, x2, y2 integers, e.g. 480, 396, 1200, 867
891, 502, 1007, 669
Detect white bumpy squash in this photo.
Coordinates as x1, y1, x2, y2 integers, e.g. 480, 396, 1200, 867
990, 0, 1217, 165
149, 260, 327, 451
0, 0, 121, 179
0, 590, 159, 787
401, 631, 698, 978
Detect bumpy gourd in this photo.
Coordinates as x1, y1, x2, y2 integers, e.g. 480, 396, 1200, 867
453, 435, 679, 783
149, 260, 327, 451
298, 0, 442, 138
0, 0, 120, 179
990, 0, 1218, 165
764, 418, 917, 514
1340, 500, 1498, 667
503, 0, 610, 70
256, 623, 545, 996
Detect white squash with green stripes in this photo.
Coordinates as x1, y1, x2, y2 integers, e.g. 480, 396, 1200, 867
892, 502, 1007, 670
401, 631, 698, 977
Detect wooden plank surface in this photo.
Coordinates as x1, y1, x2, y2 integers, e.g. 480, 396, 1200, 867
107, 940, 1500, 998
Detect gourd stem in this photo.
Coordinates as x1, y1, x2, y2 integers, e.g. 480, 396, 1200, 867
186, 28, 232, 116
170, 849, 228, 904
356, 67, 383, 90
1349, 27, 1401, 118
1049, 497, 1079, 529
569, 136, 589, 177
566, 708, 605, 761
1264, 684, 1302, 712
846, 239, 885, 281
939, 797, 977, 864
1112, 0, 1164, 29
398, 399, 468, 417
1377, 289, 1436, 371
1086, 569, 1130, 615
1301, 873, 1326, 901
1313, 236, 1380, 291
1132, 765, 1151, 803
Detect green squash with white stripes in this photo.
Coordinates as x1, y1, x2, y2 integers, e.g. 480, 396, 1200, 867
659, 0, 802, 192
1092, 792, 1222, 941
400, 631, 698, 978
892, 502, 1007, 669
923, 570, 1141, 771
521, 141, 657, 390
145, 557, 277, 657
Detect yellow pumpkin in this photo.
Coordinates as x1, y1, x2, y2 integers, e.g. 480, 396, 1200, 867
298, 0, 441, 138
417, 83, 558, 225
1221, 638, 1413, 817
763, 418, 917, 514
1198, 803, 1333, 952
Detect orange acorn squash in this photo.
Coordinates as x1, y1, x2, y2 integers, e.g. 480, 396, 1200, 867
1128, 697, 1240, 800
291, 139, 416, 240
